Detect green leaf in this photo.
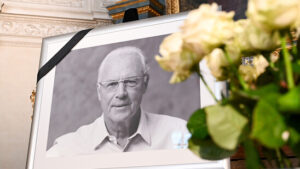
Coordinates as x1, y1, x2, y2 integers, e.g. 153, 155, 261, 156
187, 109, 208, 139
232, 84, 279, 102
205, 104, 248, 150
249, 83, 279, 95
246, 83, 279, 99
292, 62, 300, 74
297, 37, 300, 59
278, 86, 300, 113
244, 139, 261, 169
287, 128, 300, 145
261, 92, 281, 108
188, 137, 236, 160
251, 99, 287, 148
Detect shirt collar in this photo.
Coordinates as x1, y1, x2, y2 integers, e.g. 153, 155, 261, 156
129, 110, 151, 145
91, 116, 110, 150
92, 110, 151, 150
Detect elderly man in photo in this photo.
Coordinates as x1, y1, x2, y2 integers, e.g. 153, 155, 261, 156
47, 46, 189, 157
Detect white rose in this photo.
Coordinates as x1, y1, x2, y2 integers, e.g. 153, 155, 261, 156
233, 19, 280, 53
247, 0, 300, 32
155, 32, 202, 83
247, 24, 280, 52
232, 20, 252, 52
181, 3, 235, 56
239, 65, 257, 83
270, 50, 280, 63
155, 32, 183, 72
239, 54, 269, 83
206, 48, 230, 81
225, 40, 242, 64
169, 71, 192, 84
253, 55, 269, 76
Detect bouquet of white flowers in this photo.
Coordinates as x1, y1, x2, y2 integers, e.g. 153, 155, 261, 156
155, 1, 300, 168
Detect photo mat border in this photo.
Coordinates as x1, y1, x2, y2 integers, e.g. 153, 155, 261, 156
26, 13, 230, 169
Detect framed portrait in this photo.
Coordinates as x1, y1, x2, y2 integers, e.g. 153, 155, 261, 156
26, 13, 230, 169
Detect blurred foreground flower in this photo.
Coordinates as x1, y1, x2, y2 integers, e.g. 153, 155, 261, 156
181, 3, 235, 56
156, 1, 300, 167
205, 48, 242, 81
155, 32, 200, 83
234, 19, 280, 53
247, 0, 300, 32
206, 48, 229, 81
156, 3, 236, 83
239, 54, 269, 83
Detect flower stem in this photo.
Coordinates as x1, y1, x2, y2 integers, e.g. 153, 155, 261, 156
280, 35, 295, 89
223, 50, 249, 91
196, 70, 218, 102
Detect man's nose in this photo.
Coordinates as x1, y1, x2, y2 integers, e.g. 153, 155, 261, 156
115, 82, 128, 99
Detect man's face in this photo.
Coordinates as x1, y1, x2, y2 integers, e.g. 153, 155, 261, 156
97, 52, 148, 123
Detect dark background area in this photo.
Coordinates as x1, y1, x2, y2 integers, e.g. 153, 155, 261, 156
179, 0, 248, 20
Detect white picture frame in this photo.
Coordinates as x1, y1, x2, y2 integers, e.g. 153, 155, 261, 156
26, 12, 230, 169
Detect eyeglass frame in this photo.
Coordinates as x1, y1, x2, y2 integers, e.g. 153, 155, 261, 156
97, 74, 148, 92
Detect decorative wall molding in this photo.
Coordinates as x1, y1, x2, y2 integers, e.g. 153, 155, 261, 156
0, 13, 111, 47
0, 14, 110, 37
100, 0, 121, 7
1, 0, 112, 19
4, 0, 85, 8
0, 0, 113, 47
0, 35, 43, 48
0, 14, 111, 38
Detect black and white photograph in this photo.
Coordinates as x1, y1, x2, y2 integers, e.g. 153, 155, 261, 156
26, 14, 229, 169
46, 35, 200, 157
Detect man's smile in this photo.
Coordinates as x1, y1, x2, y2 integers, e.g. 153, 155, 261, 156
112, 103, 131, 107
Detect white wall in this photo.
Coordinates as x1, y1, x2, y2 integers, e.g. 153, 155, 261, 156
0, 45, 40, 169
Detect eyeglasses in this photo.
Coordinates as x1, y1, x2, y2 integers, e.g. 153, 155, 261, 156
98, 75, 145, 91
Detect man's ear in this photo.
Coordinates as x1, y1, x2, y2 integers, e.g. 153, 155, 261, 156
142, 74, 149, 93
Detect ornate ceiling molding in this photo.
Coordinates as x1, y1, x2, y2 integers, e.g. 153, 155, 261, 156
0, 13, 111, 37
1, 0, 112, 19
4, 0, 85, 8
0, 13, 111, 47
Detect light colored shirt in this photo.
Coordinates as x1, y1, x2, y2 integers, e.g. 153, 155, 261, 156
47, 111, 190, 157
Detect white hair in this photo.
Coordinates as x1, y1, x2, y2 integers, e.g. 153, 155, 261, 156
98, 46, 149, 80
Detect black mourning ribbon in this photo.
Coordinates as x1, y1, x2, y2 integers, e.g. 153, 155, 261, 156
36, 9, 140, 83
37, 28, 92, 83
